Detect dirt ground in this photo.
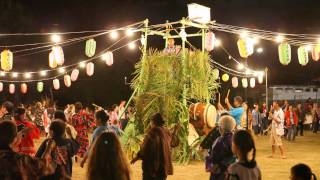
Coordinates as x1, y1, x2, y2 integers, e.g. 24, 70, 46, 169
36, 131, 320, 180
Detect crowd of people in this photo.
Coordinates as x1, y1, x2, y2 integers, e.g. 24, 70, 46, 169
0, 97, 318, 180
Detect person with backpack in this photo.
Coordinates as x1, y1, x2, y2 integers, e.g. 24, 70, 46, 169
36, 120, 79, 179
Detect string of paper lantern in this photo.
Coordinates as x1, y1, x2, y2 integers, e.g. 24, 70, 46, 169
0, 39, 139, 94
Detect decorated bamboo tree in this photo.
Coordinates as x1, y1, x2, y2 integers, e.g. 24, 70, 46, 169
121, 48, 219, 163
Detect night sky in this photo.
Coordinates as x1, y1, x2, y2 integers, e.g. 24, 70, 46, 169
0, 0, 319, 107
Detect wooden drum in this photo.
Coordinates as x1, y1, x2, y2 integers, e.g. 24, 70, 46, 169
189, 103, 217, 136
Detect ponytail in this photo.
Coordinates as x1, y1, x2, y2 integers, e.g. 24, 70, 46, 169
312, 173, 317, 180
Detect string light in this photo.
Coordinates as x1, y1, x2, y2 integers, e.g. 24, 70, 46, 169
128, 42, 136, 49
275, 35, 284, 43
110, 30, 119, 39
79, 61, 86, 68
237, 63, 244, 70
101, 53, 108, 60
214, 39, 221, 47
24, 73, 32, 79
12, 72, 18, 78
305, 45, 312, 51
51, 34, 61, 43
125, 28, 134, 36
58, 68, 65, 73
245, 69, 252, 75
252, 37, 259, 45
40, 70, 47, 76
256, 47, 263, 53
240, 31, 248, 38
0, 72, 5, 77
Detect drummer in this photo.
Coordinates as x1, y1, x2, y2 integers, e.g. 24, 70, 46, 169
220, 96, 244, 129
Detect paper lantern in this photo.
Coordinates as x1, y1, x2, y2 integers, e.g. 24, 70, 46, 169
222, 74, 229, 82
21, 83, 27, 94
64, 75, 71, 87
49, 51, 58, 68
312, 44, 320, 61
51, 46, 64, 66
71, 69, 79, 82
0, 82, 3, 92
1, 49, 13, 71
237, 38, 254, 58
250, 78, 255, 88
258, 75, 263, 84
278, 43, 291, 65
298, 46, 309, 66
231, 77, 238, 88
212, 69, 219, 80
37, 82, 44, 93
205, 32, 215, 51
86, 62, 94, 76
85, 39, 96, 57
9, 84, 15, 94
105, 51, 114, 66
242, 78, 248, 88
53, 79, 60, 90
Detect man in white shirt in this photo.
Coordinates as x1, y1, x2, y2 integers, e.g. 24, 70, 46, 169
269, 101, 286, 159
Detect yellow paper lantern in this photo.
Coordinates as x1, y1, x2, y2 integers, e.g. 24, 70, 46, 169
64, 75, 71, 87
49, 51, 58, 68
222, 74, 229, 82
1, 49, 13, 71
237, 38, 254, 58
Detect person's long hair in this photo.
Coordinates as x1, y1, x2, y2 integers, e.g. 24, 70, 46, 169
233, 130, 257, 167
87, 131, 131, 180
142, 127, 171, 177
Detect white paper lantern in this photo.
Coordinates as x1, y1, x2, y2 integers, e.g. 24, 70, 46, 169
21, 83, 27, 94
0, 82, 3, 92
53, 79, 60, 90
250, 78, 256, 88
64, 75, 71, 87
52, 46, 64, 66
86, 62, 94, 76
105, 51, 114, 66
9, 84, 15, 94
231, 77, 238, 88
71, 69, 79, 82
205, 32, 215, 51
242, 78, 248, 88
258, 75, 263, 84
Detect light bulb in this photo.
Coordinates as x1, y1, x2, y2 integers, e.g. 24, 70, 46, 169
110, 30, 119, 39
0, 72, 5, 77
256, 47, 263, 53
240, 31, 248, 38
214, 39, 221, 47
125, 28, 134, 36
237, 64, 244, 70
51, 34, 61, 43
275, 35, 284, 43
79, 62, 86, 68
40, 70, 47, 76
24, 73, 32, 79
305, 45, 312, 51
128, 42, 136, 49
12, 72, 18, 78
58, 68, 65, 73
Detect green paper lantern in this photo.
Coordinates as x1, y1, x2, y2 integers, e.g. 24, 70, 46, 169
278, 42, 291, 65
212, 69, 219, 80
85, 39, 96, 57
298, 46, 309, 66
37, 82, 44, 93
222, 73, 229, 82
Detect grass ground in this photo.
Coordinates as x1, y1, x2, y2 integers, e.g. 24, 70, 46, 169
37, 131, 320, 180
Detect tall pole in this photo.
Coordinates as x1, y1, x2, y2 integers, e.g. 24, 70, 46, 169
265, 68, 269, 111
181, 18, 187, 106
137, 19, 149, 95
